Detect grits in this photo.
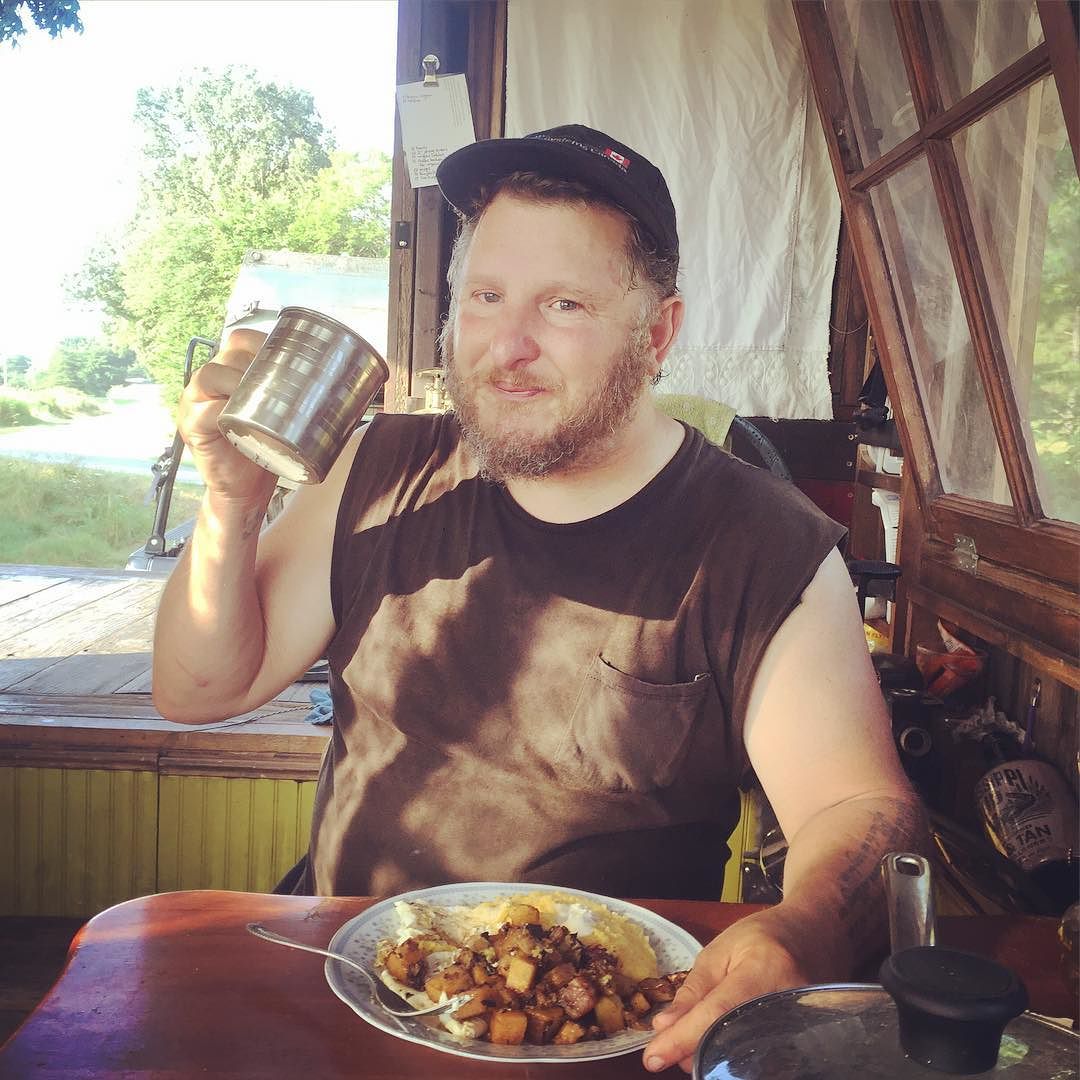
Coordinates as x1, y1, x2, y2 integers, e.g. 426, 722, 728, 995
383, 890, 658, 982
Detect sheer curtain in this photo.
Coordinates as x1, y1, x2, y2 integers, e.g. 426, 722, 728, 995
506, 0, 841, 418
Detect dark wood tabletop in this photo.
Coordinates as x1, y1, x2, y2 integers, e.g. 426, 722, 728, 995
0, 890, 1073, 1078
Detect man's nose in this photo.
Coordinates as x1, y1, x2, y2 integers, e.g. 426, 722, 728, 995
488, 304, 541, 368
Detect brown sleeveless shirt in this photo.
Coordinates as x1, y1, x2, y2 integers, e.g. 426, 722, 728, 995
303, 412, 844, 899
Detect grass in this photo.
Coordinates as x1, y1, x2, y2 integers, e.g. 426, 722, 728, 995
0, 387, 105, 429
0, 457, 204, 569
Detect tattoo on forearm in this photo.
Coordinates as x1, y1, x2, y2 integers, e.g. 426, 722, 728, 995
835, 800, 928, 958
239, 507, 265, 540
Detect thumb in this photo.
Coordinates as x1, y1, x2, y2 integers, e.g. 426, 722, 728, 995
216, 328, 267, 373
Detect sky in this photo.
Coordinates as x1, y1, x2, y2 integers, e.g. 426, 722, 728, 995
0, 0, 398, 367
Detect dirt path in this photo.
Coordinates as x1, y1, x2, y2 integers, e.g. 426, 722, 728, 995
0, 385, 200, 483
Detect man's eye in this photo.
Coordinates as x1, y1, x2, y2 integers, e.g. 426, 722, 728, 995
475, 291, 500, 304
552, 298, 581, 312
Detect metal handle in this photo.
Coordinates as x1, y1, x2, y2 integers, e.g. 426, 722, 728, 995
245, 922, 469, 1020
881, 851, 936, 955
246, 922, 368, 974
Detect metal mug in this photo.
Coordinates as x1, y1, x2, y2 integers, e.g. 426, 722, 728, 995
218, 306, 389, 485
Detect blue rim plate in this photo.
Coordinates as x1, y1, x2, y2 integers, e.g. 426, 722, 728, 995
324, 881, 702, 1064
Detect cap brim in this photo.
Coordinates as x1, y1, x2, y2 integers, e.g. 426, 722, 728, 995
437, 137, 667, 254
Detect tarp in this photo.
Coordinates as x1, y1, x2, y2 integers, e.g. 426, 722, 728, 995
506, 0, 841, 418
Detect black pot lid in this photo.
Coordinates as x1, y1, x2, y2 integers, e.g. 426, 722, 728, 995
694, 984, 1077, 1080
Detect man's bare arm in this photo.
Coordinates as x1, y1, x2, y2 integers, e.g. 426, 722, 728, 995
742, 546, 928, 978
151, 331, 360, 723
643, 548, 926, 1072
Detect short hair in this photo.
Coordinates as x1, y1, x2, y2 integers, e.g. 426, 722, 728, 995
443, 171, 679, 323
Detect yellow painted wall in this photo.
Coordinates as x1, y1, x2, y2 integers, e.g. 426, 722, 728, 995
157, 775, 316, 893
0, 766, 157, 917
721, 789, 756, 903
0, 767, 316, 918
3, 765, 750, 913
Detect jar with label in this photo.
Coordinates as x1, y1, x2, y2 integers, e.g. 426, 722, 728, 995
975, 734, 1079, 914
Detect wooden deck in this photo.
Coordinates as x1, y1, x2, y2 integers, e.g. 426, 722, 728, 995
0, 565, 328, 774
0, 564, 321, 701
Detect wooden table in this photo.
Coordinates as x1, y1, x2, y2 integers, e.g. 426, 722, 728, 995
0, 891, 1073, 1079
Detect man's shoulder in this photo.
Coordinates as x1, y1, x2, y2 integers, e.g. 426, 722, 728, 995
348, 410, 475, 497
679, 427, 841, 534
368, 409, 454, 437
363, 410, 463, 458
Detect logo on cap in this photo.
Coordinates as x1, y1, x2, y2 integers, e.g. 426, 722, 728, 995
603, 148, 630, 171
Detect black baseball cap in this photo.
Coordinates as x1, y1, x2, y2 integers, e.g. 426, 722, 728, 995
436, 124, 679, 263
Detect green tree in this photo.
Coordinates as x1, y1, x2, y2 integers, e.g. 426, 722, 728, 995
2, 354, 32, 387
45, 337, 135, 397
286, 150, 393, 257
1, 0, 82, 47
133, 69, 333, 209
1029, 142, 1079, 522
70, 67, 392, 406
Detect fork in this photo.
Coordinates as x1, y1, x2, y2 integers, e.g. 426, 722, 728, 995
245, 922, 471, 1018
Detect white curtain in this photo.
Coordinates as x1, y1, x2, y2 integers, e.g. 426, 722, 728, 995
505, 0, 841, 418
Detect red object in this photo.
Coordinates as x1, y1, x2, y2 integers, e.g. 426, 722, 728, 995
0, 892, 1072, 1078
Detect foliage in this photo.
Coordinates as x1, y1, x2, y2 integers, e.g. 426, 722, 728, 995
1, 0, 82, 47
286, 150, 393, 256
1029, 143, 1079, 523
0, 456, 203, 568
1, 354, 32, 387
43, 336, 137, 397
0, 393, 35, 427
70, 67, 393, 406
0, 385, 103, 427
32, 385, 104, 417
133, 69, 333, 207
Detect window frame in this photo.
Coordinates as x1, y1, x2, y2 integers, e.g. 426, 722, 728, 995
386, 0, 506, 413
793, 0, 1079, 682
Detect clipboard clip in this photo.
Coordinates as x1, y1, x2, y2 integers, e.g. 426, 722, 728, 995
422, 54, 440, 87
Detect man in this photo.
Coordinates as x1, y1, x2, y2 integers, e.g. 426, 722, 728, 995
153, 124, 924, 1073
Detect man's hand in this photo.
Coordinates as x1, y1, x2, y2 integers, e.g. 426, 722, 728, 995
179, 328, 277, 505
643, 906, 815, 1073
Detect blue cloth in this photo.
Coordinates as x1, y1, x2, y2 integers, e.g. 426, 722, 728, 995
306, 687, 333, 725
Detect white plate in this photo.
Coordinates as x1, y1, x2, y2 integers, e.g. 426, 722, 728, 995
324, 882, 702, 1064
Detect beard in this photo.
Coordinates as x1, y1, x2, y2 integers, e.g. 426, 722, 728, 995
443, 319, 655, 483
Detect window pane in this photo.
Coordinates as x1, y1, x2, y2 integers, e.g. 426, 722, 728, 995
826, 0, 917, 162
870, 156, 1012, 505
956, 79, 1080, 523
927, 0, 1043, 109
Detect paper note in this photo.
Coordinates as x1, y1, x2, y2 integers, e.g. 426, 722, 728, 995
395, 73, 477, 188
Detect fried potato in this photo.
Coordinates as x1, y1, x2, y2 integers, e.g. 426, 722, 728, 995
489, 1009, 529, 1045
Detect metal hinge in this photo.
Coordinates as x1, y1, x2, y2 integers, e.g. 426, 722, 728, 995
954, 534, 979, 574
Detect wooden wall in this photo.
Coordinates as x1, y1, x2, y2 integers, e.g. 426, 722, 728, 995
1, 767, 316, 918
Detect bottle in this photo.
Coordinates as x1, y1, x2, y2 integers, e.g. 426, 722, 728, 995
1058, 901, 1078, 1021
975, 733, 1079, 914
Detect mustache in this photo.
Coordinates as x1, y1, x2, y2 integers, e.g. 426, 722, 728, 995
491, 374, 554, 391
454, 364, 562, 394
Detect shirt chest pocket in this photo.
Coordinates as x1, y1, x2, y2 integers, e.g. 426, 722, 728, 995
552, 655, 711, 795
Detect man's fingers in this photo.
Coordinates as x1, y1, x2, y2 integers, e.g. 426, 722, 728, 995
184, 361, 244, 405
643, 972, 763, 1073
214, 329, 267, 372
644, 990, 732, 1071
650, 981, 704, 1030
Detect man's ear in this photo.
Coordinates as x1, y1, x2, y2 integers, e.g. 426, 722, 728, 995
650, 295, 685, 365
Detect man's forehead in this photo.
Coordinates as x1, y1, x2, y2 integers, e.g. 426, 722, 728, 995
466, 193, 633, 279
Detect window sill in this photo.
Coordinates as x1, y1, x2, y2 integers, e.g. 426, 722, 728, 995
0, 693, 328, 780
